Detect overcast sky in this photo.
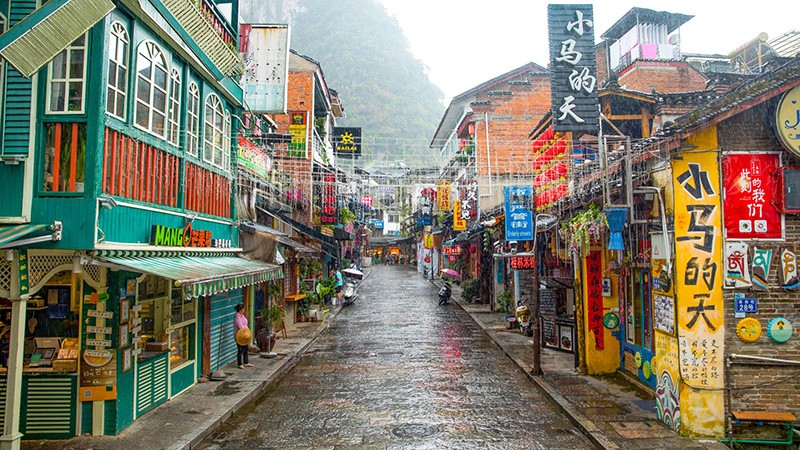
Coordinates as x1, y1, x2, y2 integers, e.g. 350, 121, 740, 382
379, 0, 798, 104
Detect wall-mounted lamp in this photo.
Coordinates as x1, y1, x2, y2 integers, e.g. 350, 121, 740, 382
98, 195, 118, 210
185, 212, 198, 225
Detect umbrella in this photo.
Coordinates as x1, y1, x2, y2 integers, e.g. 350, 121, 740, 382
441, 268, 461, 279
342, 268, 364, 278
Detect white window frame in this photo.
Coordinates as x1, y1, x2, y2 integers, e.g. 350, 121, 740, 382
106, 21, 129, 120
186, 82, 200, 156
46, 34, 88, 114
203, 93, 227, 171
134, 40, 169, 137
223, 111, 231, 171
167, 68, 181, 145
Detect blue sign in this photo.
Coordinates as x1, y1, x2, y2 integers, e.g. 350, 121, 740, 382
504, 186, 533, 241
374, 221, 384, 229
734, 296, 758, 314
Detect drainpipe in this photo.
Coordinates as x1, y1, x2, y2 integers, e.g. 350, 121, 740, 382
484, 112, 493, 199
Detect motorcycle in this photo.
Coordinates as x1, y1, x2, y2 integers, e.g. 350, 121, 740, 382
438, 281, 452, 305
516, 305, 533, 337
342, 279, 358, 305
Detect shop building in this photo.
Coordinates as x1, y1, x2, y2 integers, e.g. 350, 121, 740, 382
0, 0, 285, 443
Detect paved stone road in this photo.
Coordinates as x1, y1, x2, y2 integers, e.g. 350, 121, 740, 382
198, 265, 594, 449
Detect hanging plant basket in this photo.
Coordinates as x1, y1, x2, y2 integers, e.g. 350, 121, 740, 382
559, 203, 608, 255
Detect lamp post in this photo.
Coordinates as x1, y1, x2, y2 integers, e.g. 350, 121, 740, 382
531, 213, 557, 376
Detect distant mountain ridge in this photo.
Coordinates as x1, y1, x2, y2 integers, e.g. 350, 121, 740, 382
240, 0, 446, 163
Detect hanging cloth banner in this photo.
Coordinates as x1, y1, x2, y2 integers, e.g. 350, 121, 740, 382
724, 242, 751, 288
751, 246, 772, 291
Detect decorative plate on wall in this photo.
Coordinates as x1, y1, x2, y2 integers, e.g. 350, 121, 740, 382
766, 317, 794, 343
735, 317, 762, 343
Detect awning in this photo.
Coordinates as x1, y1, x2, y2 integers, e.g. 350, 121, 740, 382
0, 0, 115, 78
0, 222, 62, 249
94, 250, 283, 298
275, 235, 316, 253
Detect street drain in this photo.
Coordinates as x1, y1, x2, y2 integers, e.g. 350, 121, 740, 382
392, 423, 440, 438
184, 410, 201, 415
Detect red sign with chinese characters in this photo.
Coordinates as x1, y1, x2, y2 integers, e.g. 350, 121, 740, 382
509, 255, 535, 270
586, 249, 604, 350
321, 174, 337, 224
722, 153, 781, 239
443, 245, 462, 256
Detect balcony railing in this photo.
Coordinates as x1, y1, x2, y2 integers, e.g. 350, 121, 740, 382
196, 0, 235, 47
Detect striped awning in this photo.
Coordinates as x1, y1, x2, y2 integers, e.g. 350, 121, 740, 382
94, 250, 283, 298
0, 223, 61, 249
0, 0, 115, 78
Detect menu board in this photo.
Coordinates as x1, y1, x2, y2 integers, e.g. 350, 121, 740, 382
540, 289, 559, 317
543, 318, 558, 347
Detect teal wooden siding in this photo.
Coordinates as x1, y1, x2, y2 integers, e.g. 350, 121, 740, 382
135, 352, 168, 418
30, 197, 97, 249
1, 0, 36, 156
170, 361, 195, 397
209, 290, 243, 372
0, 164, 24, 216
112, 271, 135, 433
79, 397, 117, 436
97, 204, 238, 246
0, 375, 78, 440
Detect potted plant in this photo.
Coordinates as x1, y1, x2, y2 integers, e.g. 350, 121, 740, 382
261, 304, 284, 351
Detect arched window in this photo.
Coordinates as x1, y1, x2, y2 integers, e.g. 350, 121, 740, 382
134, 41, 168, 136
203, 93, 226, 170
186, 82, 200, 156
167, 68, 181, 145
106, 21, 129, 119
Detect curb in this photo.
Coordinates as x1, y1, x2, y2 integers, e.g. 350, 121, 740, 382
179, 310, 335, 450
448, 290, 619, 450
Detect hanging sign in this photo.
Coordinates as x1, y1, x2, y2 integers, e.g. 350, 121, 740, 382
751, 246, 773, 291
585, 249, 604, 350
547, 4, 599, 134
722, 153, 782, 239
417, 188, 435, 226
332, 127, 362, 158
320, 174, 338, 224
509, 255, 536, 270
504, 186, 534, 241
460, 181, 479, 222
442, 245, 462, 256
239, 24, 289, 114
287, 111, 308, 158
361, 195, 373, 206
453, 200, 466, 231
724, 242, 751, 288
423, 233, 434, 250
437, 181, 451, 211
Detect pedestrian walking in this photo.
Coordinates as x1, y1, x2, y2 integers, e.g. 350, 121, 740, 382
233, 303, 252, 369
332, 267, 344, 303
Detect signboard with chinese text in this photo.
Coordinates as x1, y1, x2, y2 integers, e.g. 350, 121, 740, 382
453, 200, 466, 231
509, 255, 535, 270
332, 127, 362, 158
673, 151, 725, 391
547, 4, 599, 134
722, 153, 781, 239
437, 181, 451, 211
585, 249, 604, 350
459, 181, 478, 222
237, 136, 272, 179
361, 195, 373, 207
288, 111, 307, 158
417, 188, 435, 226
503, 186, 534, 241
240, 24, 289, 114
320, 174, 337, 224
776, 85, 800, 157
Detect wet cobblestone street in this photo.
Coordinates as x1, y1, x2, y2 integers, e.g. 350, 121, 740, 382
198, 265, 594, 449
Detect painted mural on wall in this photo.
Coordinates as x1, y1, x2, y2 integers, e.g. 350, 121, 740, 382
654, 331, 681, 431
724, 242, 751, 288
751, 246, 773, 291
672, 151, 725, 435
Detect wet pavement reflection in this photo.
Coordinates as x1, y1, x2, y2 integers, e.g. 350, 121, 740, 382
198, 265, 594, 449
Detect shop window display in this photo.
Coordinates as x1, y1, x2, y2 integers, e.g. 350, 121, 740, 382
135, 275, 195, 369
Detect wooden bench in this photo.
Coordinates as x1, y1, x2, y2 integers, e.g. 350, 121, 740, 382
723, 410, 797, 447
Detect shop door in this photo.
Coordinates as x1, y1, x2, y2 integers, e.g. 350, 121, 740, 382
209, 289, 243, 372
630, 269, 654, 350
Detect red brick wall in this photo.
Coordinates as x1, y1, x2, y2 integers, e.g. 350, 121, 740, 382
470, 73, 552, 176
718, 105, 800, 420
618, 61, 708, 94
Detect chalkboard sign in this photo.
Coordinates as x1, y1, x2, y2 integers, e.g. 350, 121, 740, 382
540, 289, 558, 317
543, 318, 558, 347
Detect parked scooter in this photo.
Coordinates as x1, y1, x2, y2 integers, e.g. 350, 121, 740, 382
342, 279, 358, 305
438, 281, 452, 305
516, 305, 533, 337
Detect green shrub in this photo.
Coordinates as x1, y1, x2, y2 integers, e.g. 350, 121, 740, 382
461, 278, 479, 304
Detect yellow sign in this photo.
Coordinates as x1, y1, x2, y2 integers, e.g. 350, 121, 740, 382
453, 200, 466, 231
437, 181, 451, 211
673, 151, 724, 390
288, 111, 308, 158
423, 233, 434, 249
776, 85, 800, 157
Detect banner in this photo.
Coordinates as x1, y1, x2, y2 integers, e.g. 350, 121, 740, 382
504, 186, 534, 241
460, 181, 478, 222
547, 4, 599, 134
722, 153, 781, 239
437, 181, 451, 211
673, 151, 724, 389
453, 200, 466, 231
585, 249, 604, 350
320, 174, 337, 224
240, 24, 290, 114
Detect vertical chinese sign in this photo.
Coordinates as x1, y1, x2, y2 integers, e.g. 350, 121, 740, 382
288, 111, 307, 158
437, 181, 451, 211
453, 200, 466, 231
504, 186, 534, 241
321, 174, 337, 224
722, 153, 782, 239
459, 181, 479, 223
585, 249, 604, 350
672, 151, 724, 436
547, 4, 599, 134
416, 188, 434, 226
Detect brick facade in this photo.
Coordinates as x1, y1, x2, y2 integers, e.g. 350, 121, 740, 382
718, 106, 800, 419
618, 61, 708, 94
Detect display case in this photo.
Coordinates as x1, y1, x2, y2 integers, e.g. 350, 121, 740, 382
136, 275, 169, 360
169, 326, 192, 368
